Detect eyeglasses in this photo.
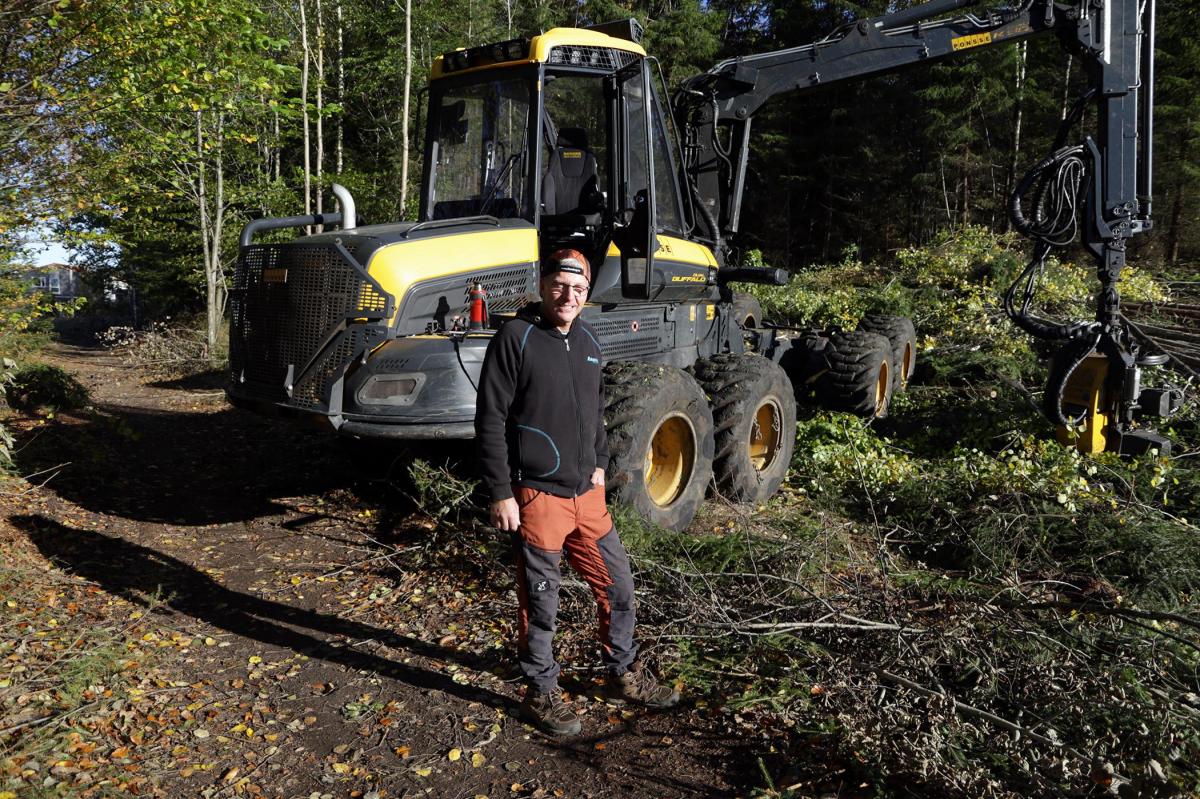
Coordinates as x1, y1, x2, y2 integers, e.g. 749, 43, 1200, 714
548, 281, 589, 298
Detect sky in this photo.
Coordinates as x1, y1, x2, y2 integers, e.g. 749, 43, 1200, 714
32, 240, 70, 266
18, 226, 70, 266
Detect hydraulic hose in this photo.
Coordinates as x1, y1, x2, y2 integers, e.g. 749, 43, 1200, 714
691, 180, 723, 254
1042, 331, 1102, 426
1005, 88, 1110, 428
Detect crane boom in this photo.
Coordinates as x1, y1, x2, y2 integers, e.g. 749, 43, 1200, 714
675, 0, 1175, 455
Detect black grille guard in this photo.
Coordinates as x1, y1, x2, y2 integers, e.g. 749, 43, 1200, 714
228, 239, 394, 424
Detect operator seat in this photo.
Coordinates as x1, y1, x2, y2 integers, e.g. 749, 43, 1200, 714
541, 128, 599, 215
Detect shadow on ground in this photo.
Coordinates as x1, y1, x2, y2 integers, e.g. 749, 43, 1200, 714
13, 399, 477, 526
17, 513, 517, 711
14, 513, 748, 797
147, 369, 229, 392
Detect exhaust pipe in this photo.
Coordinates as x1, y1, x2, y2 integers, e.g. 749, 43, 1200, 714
332, 183, 357, 232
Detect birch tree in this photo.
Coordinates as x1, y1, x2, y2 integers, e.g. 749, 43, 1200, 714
57, 0, 285, 356
399, 0, 412, 213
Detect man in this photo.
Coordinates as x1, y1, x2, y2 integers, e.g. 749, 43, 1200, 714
475, 248, 680, 737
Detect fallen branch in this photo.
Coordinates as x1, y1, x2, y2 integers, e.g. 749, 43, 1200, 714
997, 598, 1200, 635
874, 668, 1123, 781
738, 615, 925, 635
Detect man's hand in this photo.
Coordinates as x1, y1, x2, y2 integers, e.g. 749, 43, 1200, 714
591, 467, 605, 488
490, 497, 521, 532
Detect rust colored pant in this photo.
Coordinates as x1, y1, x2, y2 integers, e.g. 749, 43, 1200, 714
513, 484, 638, 692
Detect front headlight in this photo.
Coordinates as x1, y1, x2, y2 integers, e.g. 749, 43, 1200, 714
356, 373, 427, 406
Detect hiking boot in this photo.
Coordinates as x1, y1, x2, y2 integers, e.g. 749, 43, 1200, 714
605, 661, 680, 709
520, 689, 582, 737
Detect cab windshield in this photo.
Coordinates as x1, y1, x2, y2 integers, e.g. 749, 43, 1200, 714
427, 76, 533, 221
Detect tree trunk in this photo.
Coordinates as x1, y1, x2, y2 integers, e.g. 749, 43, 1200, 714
300, 0, 312, 232
1005, 42, 1027, 231
315, 0, 325, 227
196, 110, 226, 363
197, 111, 211, 306
336, 0, 344, 175
939, 155, 953, 225
209, 113, 227, 361
1168, 184, 1185, 264
960, 147, 971, 227
399, 0, 412, 215
1060, 54, 1073, 121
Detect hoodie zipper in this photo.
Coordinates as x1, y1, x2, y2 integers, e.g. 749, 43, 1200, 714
563, 329, 585, 494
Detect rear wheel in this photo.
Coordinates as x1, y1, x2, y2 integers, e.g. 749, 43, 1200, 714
603, 362, 715, 531
694, 354, 797, 504
856, 314, 917, 391
731, 292, 764, 328
816, 330, 894, 417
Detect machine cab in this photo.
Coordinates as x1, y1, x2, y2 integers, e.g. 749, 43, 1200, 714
419, 23, 716, 303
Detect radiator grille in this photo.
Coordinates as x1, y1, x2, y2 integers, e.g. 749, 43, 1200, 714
547, 45, 638, 72
292, 325, 386, 410
592, 313, 664, 359
481, 267, 536, 313
397, 263, 536, 334
229, 242, 391, 408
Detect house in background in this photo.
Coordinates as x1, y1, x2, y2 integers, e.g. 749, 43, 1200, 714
24, 262, 83, 301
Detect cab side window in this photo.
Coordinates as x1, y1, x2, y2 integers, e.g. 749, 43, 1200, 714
650, 90, 684, 235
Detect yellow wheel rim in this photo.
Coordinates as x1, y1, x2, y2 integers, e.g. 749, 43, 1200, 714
644, 413, 697, 508
900, 342, 914, 386
874, 360, 890, 416
748, 398, 782, 471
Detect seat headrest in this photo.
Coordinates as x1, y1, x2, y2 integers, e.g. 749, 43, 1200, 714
556, 127, 589, 150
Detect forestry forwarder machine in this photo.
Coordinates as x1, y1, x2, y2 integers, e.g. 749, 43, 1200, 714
228, 0, 1181, 531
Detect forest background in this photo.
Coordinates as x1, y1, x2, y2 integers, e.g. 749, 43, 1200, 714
2, 0, 1198, 336
2, 1, 1200, 797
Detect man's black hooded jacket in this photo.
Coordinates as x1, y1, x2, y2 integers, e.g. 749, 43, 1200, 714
475, 303, 609, 502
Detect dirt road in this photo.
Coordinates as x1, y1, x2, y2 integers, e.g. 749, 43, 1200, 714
2, 342, 757, 798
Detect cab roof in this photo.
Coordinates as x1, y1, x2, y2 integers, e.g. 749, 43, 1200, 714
430, 27, 646, 80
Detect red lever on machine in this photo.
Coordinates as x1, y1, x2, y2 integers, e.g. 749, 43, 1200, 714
469, 283, 488, 330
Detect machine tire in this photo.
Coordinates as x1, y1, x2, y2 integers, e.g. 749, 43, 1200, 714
694, 354, 797, 505
731, 292, 764, 328
856, 314, 917, 391
816, 330, 895, 417
603, 361, 715, 532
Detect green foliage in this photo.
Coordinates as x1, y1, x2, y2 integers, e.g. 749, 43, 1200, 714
714, 233, 1198, 795
0, 263, 86, 474
6, 364, 91, 414
0, 268, 83, 357
746, 227, 1172, 383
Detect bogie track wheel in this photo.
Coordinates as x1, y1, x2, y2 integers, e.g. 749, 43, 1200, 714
603, 362, 715, 531
856, 314, 917, 391
816, 330, 895, 417
695, 354, 797, 504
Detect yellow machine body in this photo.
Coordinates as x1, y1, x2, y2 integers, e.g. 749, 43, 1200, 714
1056, 353, 1111, 454
365, 228, 539, 327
